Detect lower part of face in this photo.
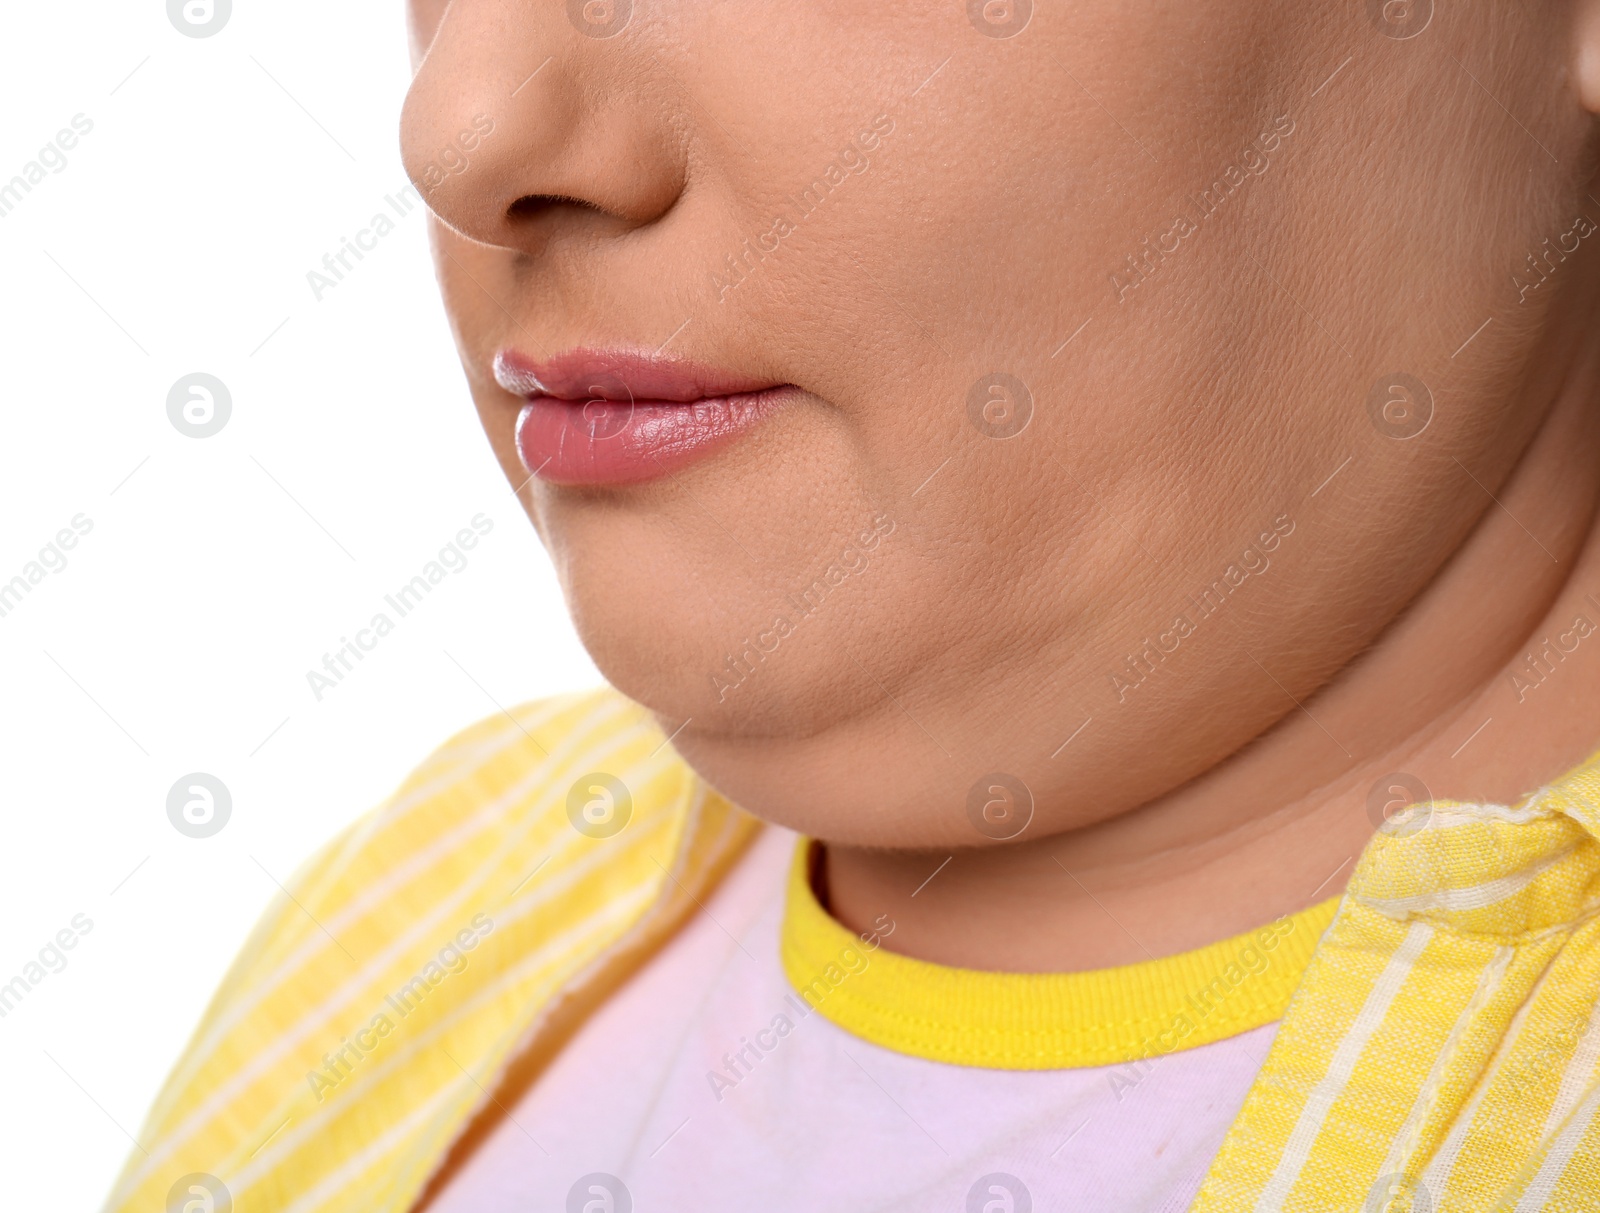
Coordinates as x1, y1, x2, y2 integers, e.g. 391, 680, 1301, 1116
407, 0, 1597, 847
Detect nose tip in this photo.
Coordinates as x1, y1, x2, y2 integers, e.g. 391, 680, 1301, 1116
400, 10, 685, 253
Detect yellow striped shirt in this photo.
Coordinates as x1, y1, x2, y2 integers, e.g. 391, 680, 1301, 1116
104, 687, 1600, 1212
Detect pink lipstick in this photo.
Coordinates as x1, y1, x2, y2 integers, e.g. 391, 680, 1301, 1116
495, 349, 793, 486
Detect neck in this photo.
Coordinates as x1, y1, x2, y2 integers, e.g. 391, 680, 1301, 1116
824, 287, 1600, 974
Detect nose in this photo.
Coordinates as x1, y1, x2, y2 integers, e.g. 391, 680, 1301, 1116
400, 4, 686, 253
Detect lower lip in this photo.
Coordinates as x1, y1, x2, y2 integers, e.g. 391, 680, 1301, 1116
514, 388, 790, 486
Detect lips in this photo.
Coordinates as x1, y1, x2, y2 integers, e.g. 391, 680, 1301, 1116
495, 349, 793, 486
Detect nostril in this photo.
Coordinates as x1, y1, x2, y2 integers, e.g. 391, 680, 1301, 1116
507, 193, 604, 220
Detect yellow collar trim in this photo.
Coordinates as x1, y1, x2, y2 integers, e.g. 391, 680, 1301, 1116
779, 840, 1338, 1070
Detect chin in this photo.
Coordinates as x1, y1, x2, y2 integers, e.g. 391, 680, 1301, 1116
565, 554, 891, 744
668, 703, 960, 848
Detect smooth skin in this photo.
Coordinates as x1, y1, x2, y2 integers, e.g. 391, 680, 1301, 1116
403, 1, 1600, 972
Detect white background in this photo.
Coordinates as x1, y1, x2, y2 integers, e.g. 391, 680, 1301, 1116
0, 3, 600, 1206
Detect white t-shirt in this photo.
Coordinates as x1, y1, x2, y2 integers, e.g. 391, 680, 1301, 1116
429, 827, 1275, 1212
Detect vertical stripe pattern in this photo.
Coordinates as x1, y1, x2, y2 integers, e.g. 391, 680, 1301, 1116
102, 688, 760, 1213
1192, 753, 1600, 1213
102, 706, 1600, 1213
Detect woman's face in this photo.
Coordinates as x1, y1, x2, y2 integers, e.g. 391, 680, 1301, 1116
402, 1, 1594, 847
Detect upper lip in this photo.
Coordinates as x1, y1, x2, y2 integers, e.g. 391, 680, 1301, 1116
494, 348, 783, 403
